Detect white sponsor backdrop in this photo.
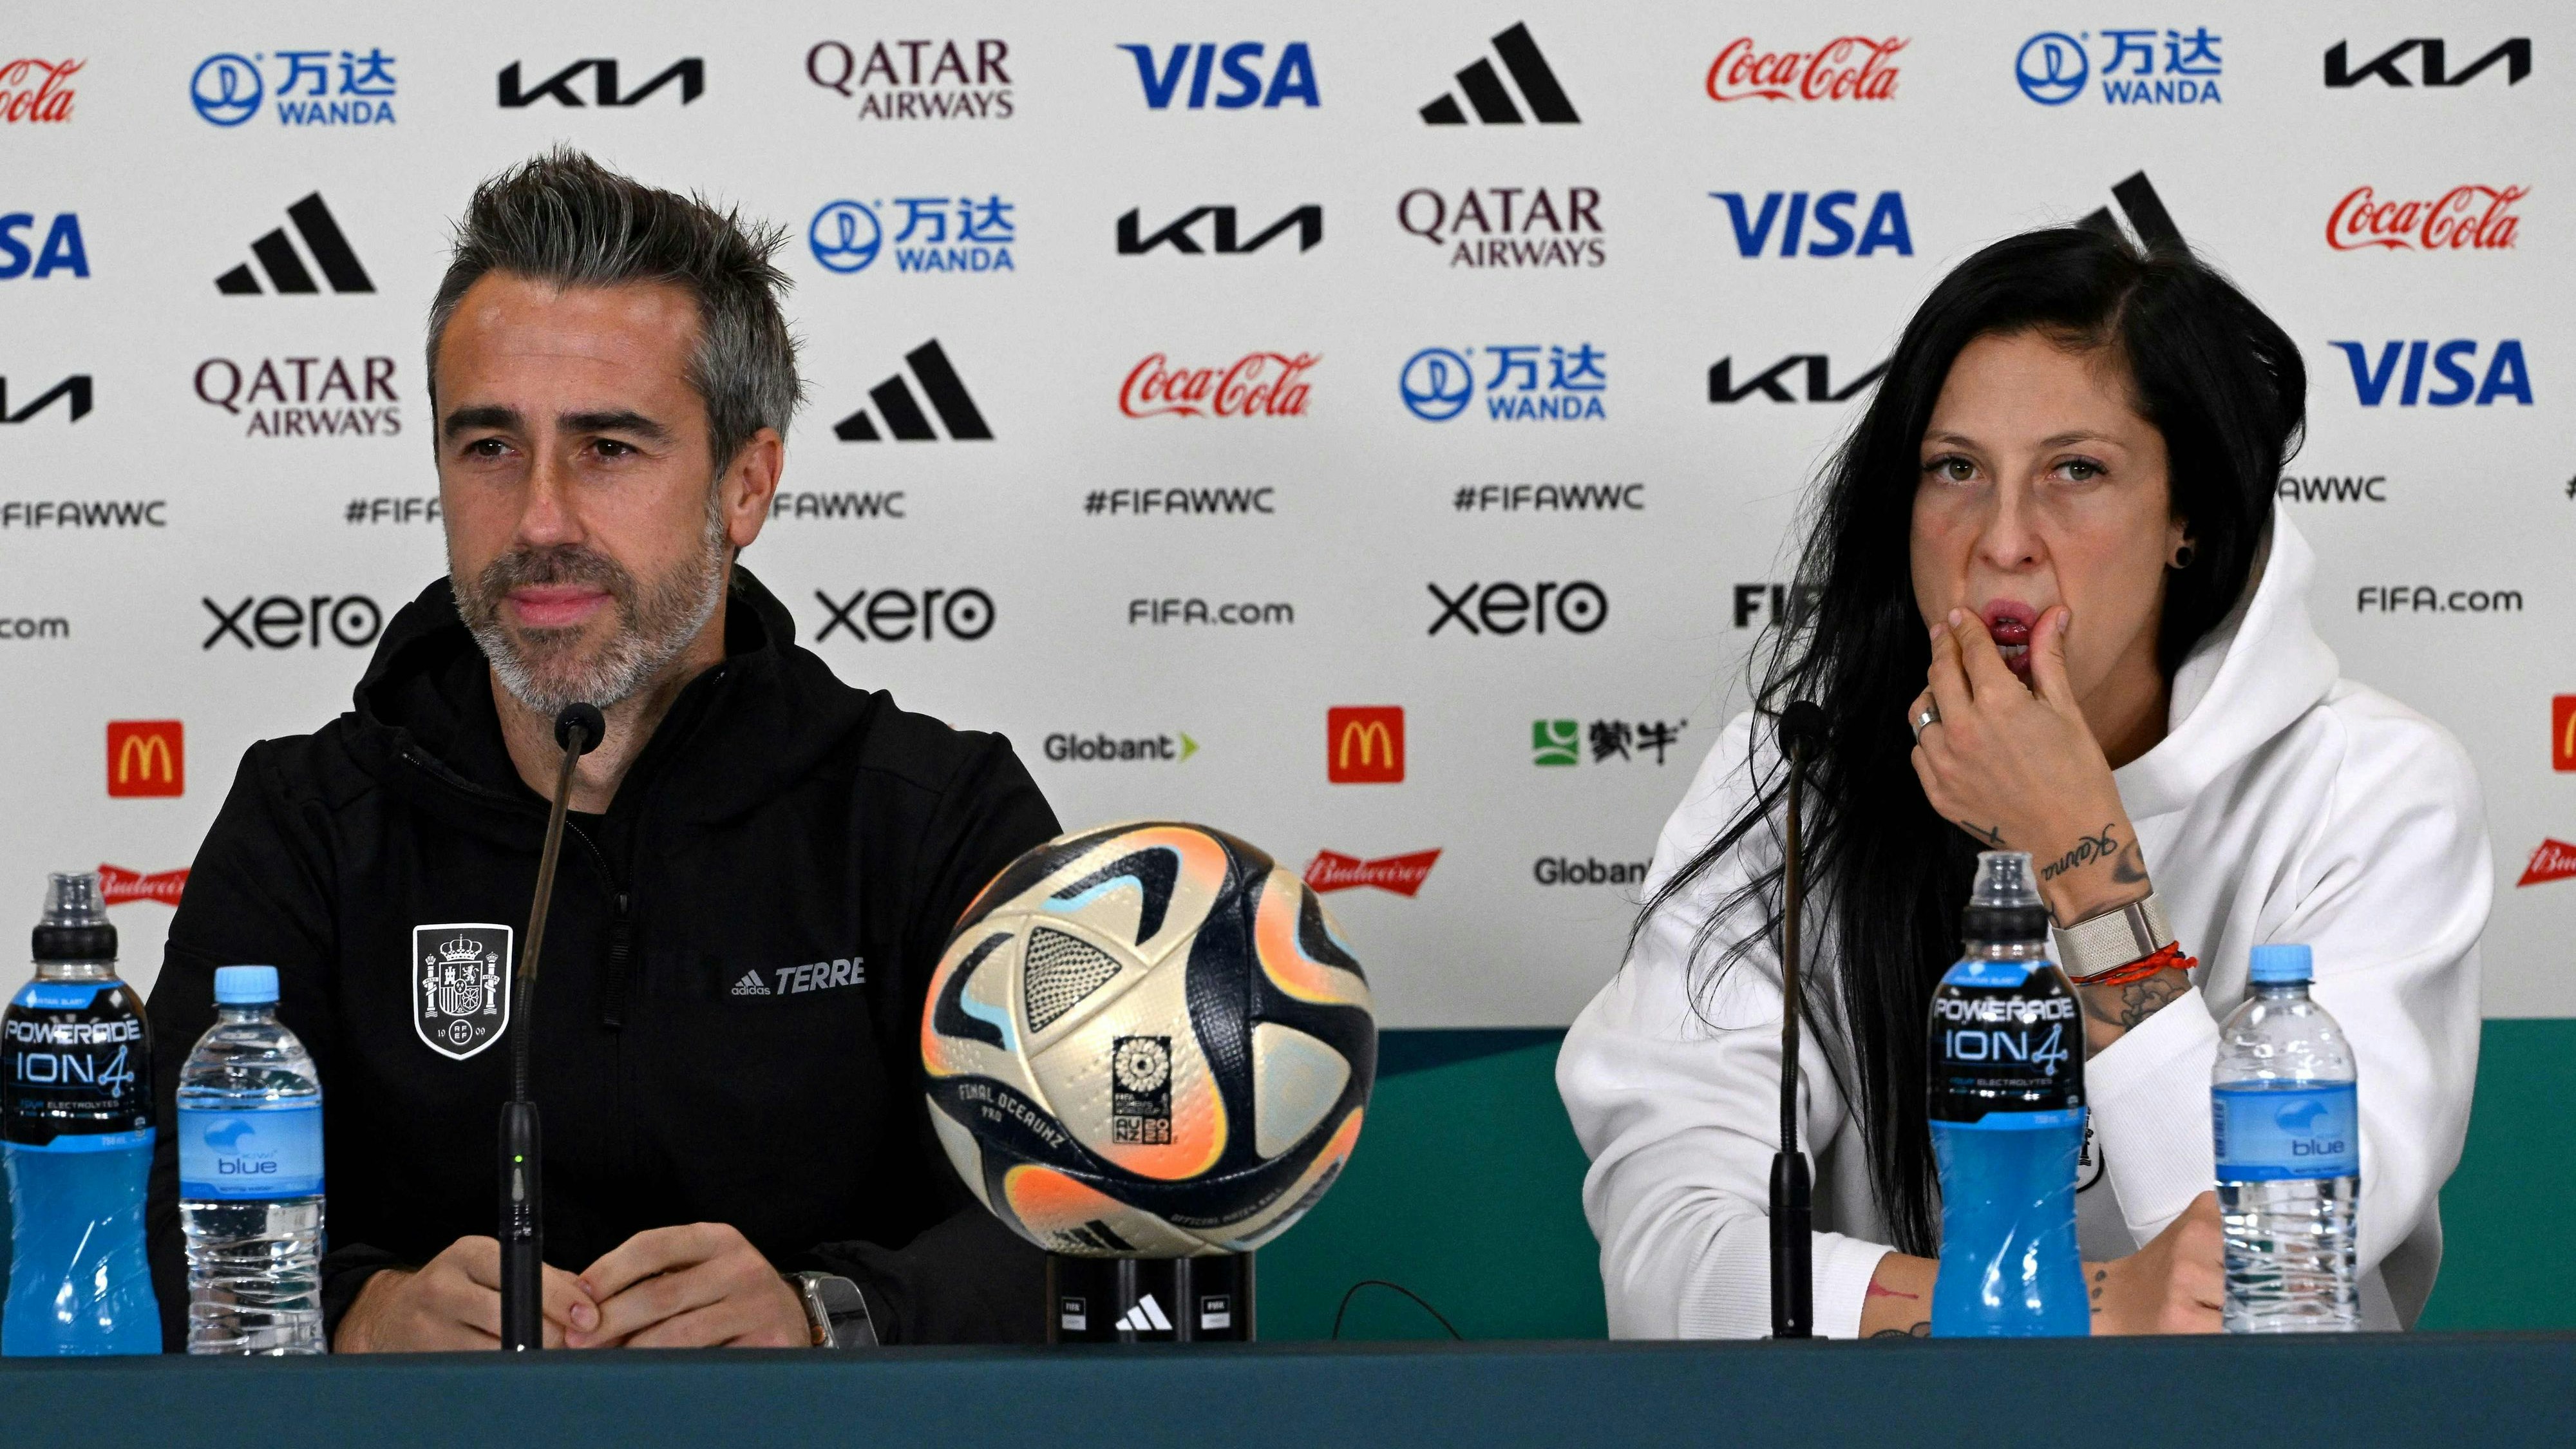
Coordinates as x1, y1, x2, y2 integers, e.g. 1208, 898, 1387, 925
2, 1, 2570, 1025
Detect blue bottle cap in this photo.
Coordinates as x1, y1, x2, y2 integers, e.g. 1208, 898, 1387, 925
214, 965, 280, 1005
2248, 944, 2312, 984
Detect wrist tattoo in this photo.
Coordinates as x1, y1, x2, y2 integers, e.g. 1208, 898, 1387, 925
1958, 821, 2007, 849
2081, 969, 2191, 1031
2109, 837, 2148, 886
2039, 824, 2120, 882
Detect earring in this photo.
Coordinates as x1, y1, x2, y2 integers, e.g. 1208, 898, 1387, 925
2171, 542, 2195, 570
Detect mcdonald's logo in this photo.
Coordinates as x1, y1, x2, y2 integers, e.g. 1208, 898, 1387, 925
2555, 696, 2576, 772
1326, 706, 1404, 784
106, 720, 184, 797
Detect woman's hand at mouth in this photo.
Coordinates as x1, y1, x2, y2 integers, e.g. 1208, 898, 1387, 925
1908, 605, 2153, 927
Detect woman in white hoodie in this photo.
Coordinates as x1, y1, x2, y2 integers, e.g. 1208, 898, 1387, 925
1558, 227, 2489, 1338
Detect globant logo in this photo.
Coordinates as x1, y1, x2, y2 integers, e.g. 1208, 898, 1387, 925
1532, 856, 1649, 887
2330, 340, 2530, 406
195, 356, 399, 438
1045, 732, 1198, 763
1397, 187, 1603, 269
1121, 352, 1316, 419
1, 58, 80, 123
1303, 849, 1440, 897
810, 196, 1014, 274
2017, 28, 2221, 106
191, 49, 397, 127
1119, 42, 1318, 109
2327, 185, 2523, 252
1710, 191, 1911, 258
1401, 345, 1605, 422
1705, 36, 1904, 102
806, 39, 1012, 121
2519, 838, 2576, 888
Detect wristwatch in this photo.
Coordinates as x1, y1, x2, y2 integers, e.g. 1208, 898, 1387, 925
787, 1271, 879, 1349
2052, 891, 2175, 980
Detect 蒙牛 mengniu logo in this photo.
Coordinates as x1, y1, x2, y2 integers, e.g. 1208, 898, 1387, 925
191, 49, 397, 127
1401, 345, 1605, 422
808, 196, 1015, 275
2017, 28, 2221, 106
2329, 339, 2530, 406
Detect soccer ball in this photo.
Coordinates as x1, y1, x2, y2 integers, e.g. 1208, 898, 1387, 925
921, 821, 1376, 1257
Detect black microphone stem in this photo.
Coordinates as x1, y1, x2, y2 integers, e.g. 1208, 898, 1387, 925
1770, 716, 1815, 1340
500, 714, 592, 1352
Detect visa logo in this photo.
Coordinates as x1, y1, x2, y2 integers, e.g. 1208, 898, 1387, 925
1117, 43, 1319, 109
1711, 191, 1911, 258
2329, 339, 2531, 406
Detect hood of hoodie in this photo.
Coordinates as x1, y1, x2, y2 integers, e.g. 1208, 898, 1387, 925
2114, 506, 2341, 820
344, 565, 873, 840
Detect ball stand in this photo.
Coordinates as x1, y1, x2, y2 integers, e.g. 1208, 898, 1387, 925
1046, 1253, 1255, 1343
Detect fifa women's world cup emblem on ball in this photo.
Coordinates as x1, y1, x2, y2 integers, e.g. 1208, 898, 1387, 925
921, 822, 1378, 1258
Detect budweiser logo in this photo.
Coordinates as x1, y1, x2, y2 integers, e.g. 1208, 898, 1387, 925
1121, 351, 1318, 419
2329, 185, 2524, 252
1705, 37, 1903, 103
99, 864, 187, 907
2519, 840, 2576, 889
1303, 849, 1441, 897
0, 58, 79, 124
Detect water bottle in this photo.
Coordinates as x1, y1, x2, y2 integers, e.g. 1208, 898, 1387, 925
2213, 943, 2360, 1332
178, 965, 326, 1354
2, 871, 160, 1354
1928, 851, 2087, 1337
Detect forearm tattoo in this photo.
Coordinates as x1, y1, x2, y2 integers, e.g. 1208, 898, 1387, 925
1958, 821, 2007, 849
2039, 824, 2120, 882
2081, 969, 2191, 1031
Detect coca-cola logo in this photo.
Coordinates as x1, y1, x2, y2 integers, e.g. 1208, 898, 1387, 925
1705, 37, 1903, 102
1303, 849, 1441, 897
99, 864, 187, 906
0, 58, 79, 123
1121, 351, 1318, 419
2520, 838, 2576, 888
2328, 185, 2524, 252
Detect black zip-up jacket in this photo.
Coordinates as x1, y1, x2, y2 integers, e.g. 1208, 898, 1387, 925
143, 569, 1059, 1349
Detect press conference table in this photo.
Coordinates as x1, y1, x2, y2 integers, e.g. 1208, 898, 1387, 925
6, 1334, 2572, 1447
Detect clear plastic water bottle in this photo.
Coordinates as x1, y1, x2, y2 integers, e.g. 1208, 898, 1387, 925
1928, 851, 2088, 1337
178, 965, 326, 1354
3, 871, 161, 1354
2213, 943, 2359, 1332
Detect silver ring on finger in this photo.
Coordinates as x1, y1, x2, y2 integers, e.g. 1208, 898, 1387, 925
1913, 703, 1941, 741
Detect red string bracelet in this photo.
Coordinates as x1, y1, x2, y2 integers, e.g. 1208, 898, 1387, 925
2067, 940, 2197, 988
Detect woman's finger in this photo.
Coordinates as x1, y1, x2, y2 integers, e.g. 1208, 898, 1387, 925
1926, 618, 1975, 723
2027, 606, 2081, 713
1947, 609, 2022, 699
1905, 688, 1938, 743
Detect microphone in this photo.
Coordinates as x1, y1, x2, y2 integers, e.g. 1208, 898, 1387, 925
500, 701, 603, 1352
1770, 701, 1827, 1340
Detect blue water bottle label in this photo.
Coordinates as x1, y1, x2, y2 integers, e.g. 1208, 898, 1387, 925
179, 1101, 325, 1198
2212, 1082, 2358, 1181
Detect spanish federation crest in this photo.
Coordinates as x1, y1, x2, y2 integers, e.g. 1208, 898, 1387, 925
413, 923, 513, 1062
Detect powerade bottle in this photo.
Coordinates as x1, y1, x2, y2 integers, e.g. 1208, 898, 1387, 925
178, 965, 325, 1354
1928, 851, 2087, 1337
2213, 943, 2360, 1332
2, 871, 161, 1355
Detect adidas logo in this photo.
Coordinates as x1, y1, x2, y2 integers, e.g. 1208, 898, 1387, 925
2080, 171, 2183, 252
217, 193, 374, 296
1114, 1294, 1173, 1333
0, 375, 91, 424
834, 339, 992, 442
728, 971, 772, 996
1421, 23, 1579, 126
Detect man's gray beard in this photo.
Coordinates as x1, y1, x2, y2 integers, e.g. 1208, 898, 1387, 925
453, 502, 727, 717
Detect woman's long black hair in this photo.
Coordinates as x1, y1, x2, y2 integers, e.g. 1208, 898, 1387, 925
1639, 225, 2306, 1255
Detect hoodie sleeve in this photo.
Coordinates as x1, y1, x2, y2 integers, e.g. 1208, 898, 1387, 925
794, 731, 1061, 1343
2082, 696, 2490, 1313
146, 741, 352, 1351
1556, 714, 1892, 1339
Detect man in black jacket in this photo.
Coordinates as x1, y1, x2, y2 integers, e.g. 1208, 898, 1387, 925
146, 149, 1057, 1351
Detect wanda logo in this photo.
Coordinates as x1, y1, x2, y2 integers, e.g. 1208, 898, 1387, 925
1705, 36, 1903, 102
1303, 849, 1441, 897
1120, 351, 1318, 419
2328, 185, 2524, 252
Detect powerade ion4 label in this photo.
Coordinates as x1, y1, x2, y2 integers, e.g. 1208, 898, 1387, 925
1927, 958, 2083, 1124
2213, 1082, 2359, 1182
3, 980, 154, 1146
179, 1103, 325, 1198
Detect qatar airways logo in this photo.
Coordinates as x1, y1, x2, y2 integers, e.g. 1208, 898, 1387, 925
1120, 352, 1316, 419
2328, 185, 2523, 252
1705, 37, 1904, 102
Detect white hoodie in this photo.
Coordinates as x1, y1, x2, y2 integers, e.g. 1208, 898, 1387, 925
1556, 511, 2490, 1338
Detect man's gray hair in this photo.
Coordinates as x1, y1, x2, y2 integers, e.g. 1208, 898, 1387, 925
426, 147, 802, 468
